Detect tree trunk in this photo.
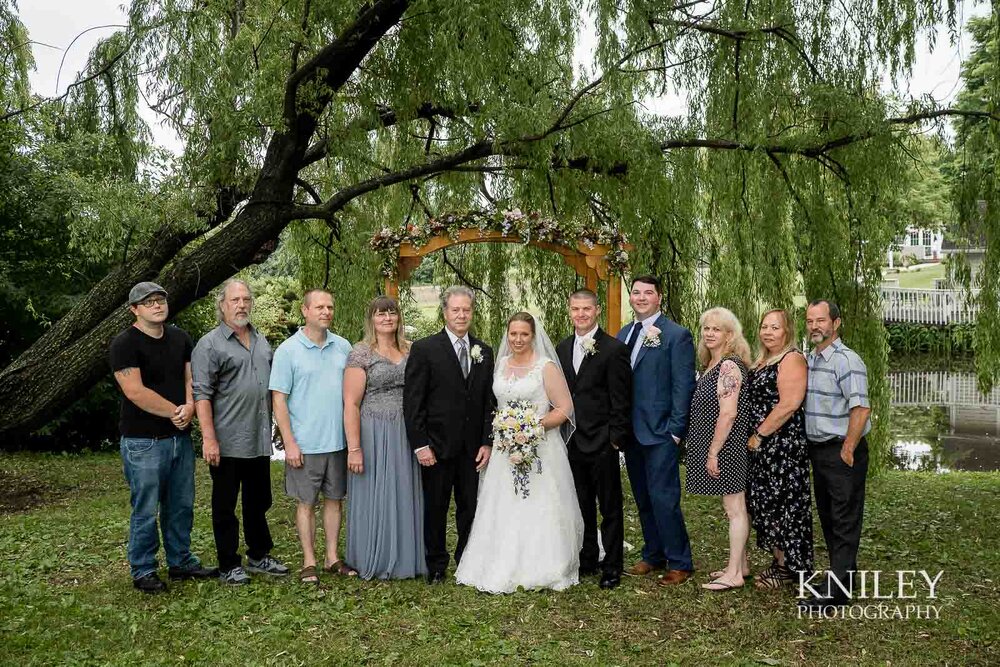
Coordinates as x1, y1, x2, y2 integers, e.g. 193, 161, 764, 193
0, 196, 286, 438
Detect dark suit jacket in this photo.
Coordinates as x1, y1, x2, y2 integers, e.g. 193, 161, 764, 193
616, 314, 696, 446
556, 328, 632, 457
403, 329, 496, 460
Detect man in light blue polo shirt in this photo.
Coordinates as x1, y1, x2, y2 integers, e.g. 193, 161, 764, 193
270, 289, 356, 584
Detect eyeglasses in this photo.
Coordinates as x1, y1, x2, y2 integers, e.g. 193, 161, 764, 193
138, 297, 167, 308
372, 310, 399, 319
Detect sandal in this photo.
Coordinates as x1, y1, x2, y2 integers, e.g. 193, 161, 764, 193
324, 560, 358, 577
710, 568, 752, 579
754, 561, 793, 589
701, 577, 744, 592
299, 565, 320, 586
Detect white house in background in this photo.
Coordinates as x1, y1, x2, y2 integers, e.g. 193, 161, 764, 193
940, 202, 988, 283
887, 226, 944, 267
940, 237, 987, 282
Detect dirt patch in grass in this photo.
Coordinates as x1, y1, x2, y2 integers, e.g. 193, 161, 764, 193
0, 468, 69, 513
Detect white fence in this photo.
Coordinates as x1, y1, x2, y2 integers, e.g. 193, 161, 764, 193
890, 372, 1000, 407
881, 287, 980, 325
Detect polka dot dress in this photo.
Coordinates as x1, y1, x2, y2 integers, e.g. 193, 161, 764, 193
685, 355, 751, 496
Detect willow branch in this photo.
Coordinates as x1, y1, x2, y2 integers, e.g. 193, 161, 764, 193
300, 102, 478, 167
1, 32, 134, 122
288, 140, 496, 220
660, 108, 1000, 157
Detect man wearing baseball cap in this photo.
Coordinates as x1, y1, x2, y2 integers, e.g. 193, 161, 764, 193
109, 281, 216, 593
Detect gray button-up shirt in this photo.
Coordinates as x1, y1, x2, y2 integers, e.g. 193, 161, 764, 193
192, 322, 273, 458
805, 337, 872, 441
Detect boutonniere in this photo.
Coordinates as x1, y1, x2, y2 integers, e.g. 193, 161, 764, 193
470, 344, 484, 363
580, 337, 598, 357
642, 325, 662, 348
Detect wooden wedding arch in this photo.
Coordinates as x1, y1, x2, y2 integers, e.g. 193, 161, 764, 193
383, 229, 633, 334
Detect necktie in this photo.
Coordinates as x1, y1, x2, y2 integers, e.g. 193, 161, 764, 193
573, 339, 583, 373
627, 322, 643, 367
458, 338, 470, 378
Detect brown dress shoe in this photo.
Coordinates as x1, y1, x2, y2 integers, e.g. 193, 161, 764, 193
657, 569, 694, 586
626, 561, 664, 576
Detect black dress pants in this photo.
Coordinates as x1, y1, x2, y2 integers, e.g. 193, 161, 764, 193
421, 453, 479, 574
210, 456, 274, 572
569, 447, 624, 575
809, 437, 868, 596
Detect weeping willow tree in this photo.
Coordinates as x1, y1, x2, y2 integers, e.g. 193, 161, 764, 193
951, 12, 1000, 392
1, 0, 998, 469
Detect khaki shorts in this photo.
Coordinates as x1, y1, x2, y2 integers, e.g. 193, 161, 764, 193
284, 451, 347, 504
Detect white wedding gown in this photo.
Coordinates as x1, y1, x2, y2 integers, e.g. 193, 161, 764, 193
455, 358, 584, 593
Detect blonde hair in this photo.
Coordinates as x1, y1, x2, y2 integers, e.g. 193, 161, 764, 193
753, 309, 797, 369
362, 295, 410, 353
697, 307, 752, 368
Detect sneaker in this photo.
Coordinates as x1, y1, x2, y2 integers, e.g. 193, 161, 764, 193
133, 573, 167, 594
247, 556, 290, 577
168, 564, 219, 580
219, 566, 251, 586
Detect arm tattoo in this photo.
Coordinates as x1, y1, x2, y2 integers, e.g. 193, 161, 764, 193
719, 362, 741, 398
117, 368, 132, 377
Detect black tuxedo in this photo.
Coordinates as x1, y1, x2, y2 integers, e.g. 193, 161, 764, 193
557, 328, 632, 575
404, 329, 496, 574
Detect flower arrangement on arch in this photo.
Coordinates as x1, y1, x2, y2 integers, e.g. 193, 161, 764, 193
370, 209, 630, 278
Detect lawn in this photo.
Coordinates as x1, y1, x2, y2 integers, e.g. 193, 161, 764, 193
1, 453, 997, 666
886, 263, 947, 289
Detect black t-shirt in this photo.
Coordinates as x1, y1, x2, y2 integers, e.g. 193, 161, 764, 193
109, 324, 193, 438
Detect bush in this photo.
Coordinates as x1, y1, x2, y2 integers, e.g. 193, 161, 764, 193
885, 323, 975, 355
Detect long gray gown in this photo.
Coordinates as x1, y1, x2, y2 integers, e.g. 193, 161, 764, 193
345, 343, 426, 580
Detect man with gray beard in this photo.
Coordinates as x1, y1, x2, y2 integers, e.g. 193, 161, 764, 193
193, 280, 289, 585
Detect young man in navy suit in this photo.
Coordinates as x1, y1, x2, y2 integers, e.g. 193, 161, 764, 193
617, 275, 696, 586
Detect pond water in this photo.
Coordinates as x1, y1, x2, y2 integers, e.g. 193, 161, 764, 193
889, 356, 1000, 472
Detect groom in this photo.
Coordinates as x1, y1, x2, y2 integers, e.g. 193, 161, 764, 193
404, 285, 496, 584
617, 275, 696, 586
557, 289, 632, 590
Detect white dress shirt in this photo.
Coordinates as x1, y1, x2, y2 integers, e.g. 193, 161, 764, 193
573, 325, 599, 373
445, 327, 471, 363
628, 313, 660, 366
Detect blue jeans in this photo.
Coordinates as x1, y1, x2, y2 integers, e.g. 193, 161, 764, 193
120, 434, 200, 579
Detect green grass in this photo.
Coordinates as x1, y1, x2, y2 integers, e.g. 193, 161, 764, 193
887, 263, 947, 289
1, 454, 998, 666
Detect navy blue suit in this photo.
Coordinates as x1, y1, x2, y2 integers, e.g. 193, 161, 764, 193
617, 314, 695, 571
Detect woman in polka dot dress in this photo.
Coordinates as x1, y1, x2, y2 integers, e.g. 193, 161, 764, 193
685, 307, 753, 592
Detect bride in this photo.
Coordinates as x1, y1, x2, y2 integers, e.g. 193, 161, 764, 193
455, 312, 584, 593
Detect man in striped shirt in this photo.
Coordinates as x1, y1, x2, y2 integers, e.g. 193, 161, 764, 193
801, 299, 872, 608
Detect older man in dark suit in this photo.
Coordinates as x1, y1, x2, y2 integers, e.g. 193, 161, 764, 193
403, 286, 496, 584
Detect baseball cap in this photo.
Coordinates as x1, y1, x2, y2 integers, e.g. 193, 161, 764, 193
128, 282, 168, 305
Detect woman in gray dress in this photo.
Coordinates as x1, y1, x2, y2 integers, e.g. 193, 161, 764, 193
344, 296, 426, 579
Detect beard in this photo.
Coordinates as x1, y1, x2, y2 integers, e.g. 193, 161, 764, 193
232, 314, 250, 327
809, 329, 829, 342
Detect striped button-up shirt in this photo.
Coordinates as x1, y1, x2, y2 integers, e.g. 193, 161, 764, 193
805, 337, 871, 441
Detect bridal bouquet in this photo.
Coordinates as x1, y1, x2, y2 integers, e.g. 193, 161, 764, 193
492, 400, 545, 498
